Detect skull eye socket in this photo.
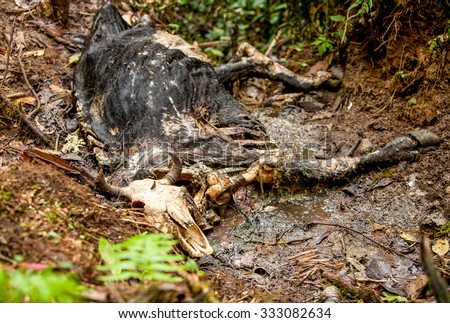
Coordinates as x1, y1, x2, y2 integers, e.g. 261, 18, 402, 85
132, 201, 145, 208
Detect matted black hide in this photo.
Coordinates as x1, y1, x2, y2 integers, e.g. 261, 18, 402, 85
74, 4, 266, 175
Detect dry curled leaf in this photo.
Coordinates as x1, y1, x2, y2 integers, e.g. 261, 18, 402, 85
405, 274, 429, 300
432, 238, 449, 257
50, 84, 70, 96
15, 96, 37, 106
400, 231, 418, 243
15, 31, 25, 49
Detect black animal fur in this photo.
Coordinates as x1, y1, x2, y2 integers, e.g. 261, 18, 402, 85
74, 4, 265, 173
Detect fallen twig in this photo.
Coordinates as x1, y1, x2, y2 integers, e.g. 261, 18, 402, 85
0, 43, 55, 149
234, 234, 312, 246
30, 21, 78, 50
5, 3, 38, 14
346, 131, 364, 157
288, 248, 319, 260
0, 253, 16, 264
295, 267, 319, 286
0, 134, 18, 152
264, 29, 282, 57
18, 108, 55, 147
308, 221, 419, 264
119, 217, 157, 232
197, 40, 229, 47
0, 16, 16, 90
17, 46, 41, 112
6, 91, 29, 99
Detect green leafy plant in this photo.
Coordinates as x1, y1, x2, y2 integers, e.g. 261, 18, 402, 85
129, 0, 149, 11
347, 0, 374, 20
135, 0, 381, 59
138, 0, 292, 62
408, 97, 417, 105
184, 257, 204, 275
329, 0, 375, 45
204, 47, 225, 60
436, 221, 450, 237
428, 21, 449, 57
380, 291, 407, 303
0, 267, 86, 302
97, 233, 184, 283
312, 36, 335, 56
397, 70, 408, 79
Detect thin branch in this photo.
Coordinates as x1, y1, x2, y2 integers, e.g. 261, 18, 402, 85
264, 29, 282, 57
5, 3, 38, 14
17, 46, 41, 112
0, 17, 16, 90
346, 130, 364, 157
234, 234, 312, 246
14, 45, 57, 148
0, 253, 17, 264
17, 105, 55, 149
197, 40, 229, 47
309, 221, 419, 264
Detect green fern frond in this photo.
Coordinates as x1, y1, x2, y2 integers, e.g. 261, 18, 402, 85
97, 233, 184, 283
0, 267, 86, 302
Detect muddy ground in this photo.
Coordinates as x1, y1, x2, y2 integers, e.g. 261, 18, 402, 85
1, 0, 449, 302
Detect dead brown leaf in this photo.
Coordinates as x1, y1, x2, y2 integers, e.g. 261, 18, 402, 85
15, 96, 37, 106
22, 49, 45, 58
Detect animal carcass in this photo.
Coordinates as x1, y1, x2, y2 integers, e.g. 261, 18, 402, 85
74, 4, 440, 257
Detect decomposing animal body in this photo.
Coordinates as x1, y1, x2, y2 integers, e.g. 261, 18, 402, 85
74, 4, 440, 257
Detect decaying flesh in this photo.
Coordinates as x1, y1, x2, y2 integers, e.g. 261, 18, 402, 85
74, 4, 441, 257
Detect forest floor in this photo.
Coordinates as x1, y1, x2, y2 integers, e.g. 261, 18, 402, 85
0, 0, 449, 303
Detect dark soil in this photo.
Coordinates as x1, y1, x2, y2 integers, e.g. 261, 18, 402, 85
0, 0, 449, 303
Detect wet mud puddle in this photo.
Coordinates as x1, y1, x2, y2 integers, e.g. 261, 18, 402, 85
202, 191, 422, 302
